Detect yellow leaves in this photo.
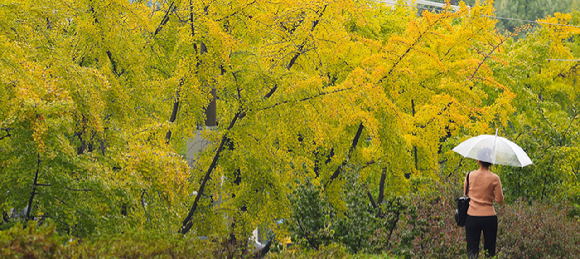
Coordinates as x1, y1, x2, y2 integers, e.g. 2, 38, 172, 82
535, 13, 580, 58
121, 141, 191, 205
8, 0, 574, 238
347, 1, 521, 177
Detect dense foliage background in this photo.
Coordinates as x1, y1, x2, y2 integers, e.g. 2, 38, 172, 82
1, 0, 579, 258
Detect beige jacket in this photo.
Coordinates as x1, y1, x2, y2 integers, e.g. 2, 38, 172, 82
464, 169, 504, 216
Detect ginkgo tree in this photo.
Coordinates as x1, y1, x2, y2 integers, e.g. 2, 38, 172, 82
3, 0, 576, 249
176, 0, 522, 242
0, 0, 200, 235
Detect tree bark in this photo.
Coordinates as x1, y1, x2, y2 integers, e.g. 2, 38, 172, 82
179, 110, 243, 234
326, 122, 364, 187
378, 168, 387, 204
25, 154, 41, 221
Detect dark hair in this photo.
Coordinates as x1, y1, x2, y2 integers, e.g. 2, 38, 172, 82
480, 161, 492, 168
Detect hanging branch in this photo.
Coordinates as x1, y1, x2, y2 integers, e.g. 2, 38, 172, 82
179, 4, 330, 235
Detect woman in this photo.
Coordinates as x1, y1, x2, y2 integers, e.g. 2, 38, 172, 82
464, 148, 504, 258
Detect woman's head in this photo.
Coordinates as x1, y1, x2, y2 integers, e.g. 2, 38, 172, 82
477, 148, 493, 168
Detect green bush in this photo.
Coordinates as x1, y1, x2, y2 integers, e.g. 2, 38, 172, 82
3, 181, 579, 259
287, 172, 379, 254
0, 221, 66, 259
0, 220, 245, 258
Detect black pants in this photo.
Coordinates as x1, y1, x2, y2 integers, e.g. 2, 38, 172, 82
465, 215, 498, 258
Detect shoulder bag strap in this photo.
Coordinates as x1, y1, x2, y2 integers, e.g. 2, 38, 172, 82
465, 171, 471, 196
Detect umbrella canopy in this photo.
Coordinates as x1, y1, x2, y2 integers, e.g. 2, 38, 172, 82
452, 131, 533, 167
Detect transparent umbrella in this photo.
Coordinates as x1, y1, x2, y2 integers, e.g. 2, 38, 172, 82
452, 130, 533, 167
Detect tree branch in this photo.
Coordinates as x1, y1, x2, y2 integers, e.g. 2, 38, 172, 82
469, 33, 513, 81
0, 133, 10, 141
366, 189, 378, 210
26, 154, 41, 221
417, 101, 454, 129
296, 216, 319, 250
263, 85, 278, 99
0, 128, 11, 140
378, 20, 436, 84
106, 50, 124, 77
266, 5, 328, 98
259, 87, 352, 112
165, 79, 184, 143
287, 44, 305, 70
447, 157, 464, 179
155, 2, 176, 36
253, 240, 272, 259
179, 110, 244, 235
178, 4, 332, 235
141, 190, 150, 221
378, 168, 387, 204
216, 1, 257, 22
189, 0, 198, 52
325, 122, 364, 187
33, 182, 92, 192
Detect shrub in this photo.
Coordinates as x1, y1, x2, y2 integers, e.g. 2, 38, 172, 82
384, 181, 466, 258
496, 198, 580, 258
287, 172, 379, 254
0, 220, 248, 258
287, 176, 337, 250
4, 182, 579, 259
382, 181, 580, 259
266, 243, 400, 259
0, 220, 66, 259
